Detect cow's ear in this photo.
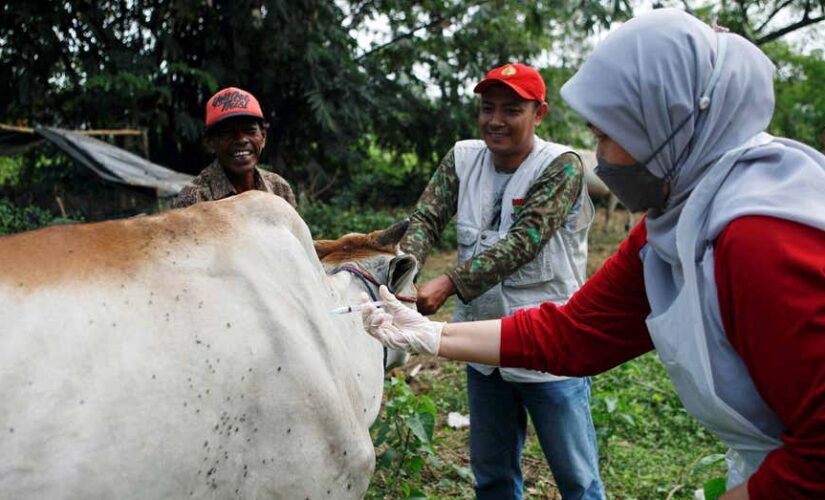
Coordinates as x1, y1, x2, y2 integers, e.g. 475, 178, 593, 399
374, 219, 410, 248
388, 254, 417, 294
314, 240, 335, 261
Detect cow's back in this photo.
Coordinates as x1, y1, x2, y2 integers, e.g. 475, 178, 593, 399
0, 192, 378, 499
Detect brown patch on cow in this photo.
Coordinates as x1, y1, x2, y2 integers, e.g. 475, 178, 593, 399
314, 219, 409, 265
0, 201, 234, 292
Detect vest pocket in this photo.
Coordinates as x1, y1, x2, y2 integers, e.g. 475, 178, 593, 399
456, 224, 479, 264
502, 244, 554, 287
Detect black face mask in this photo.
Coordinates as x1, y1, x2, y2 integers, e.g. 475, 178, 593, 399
594, 108, 697, 212
594, 158, 668, 212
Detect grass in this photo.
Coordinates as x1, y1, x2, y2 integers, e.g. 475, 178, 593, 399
368, 208, 728, 499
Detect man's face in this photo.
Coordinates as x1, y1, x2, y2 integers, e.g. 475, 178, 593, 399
478, 84, 547, 165
204, 117, 267, 178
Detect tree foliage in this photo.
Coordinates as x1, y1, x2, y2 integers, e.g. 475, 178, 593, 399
765, 42, 825, 148
1, 1, 821, 210
0, 0, 629, 205
666, 0, 825, 45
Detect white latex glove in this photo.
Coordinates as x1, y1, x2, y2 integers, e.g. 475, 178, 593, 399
361, 285, 444, 355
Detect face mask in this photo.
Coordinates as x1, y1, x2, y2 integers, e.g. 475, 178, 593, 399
594, 158, 668, 212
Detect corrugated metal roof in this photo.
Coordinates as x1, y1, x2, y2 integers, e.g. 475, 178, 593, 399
0, 124, 193, 197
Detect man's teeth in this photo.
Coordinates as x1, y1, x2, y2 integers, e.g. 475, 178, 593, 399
231, 151, 252, 159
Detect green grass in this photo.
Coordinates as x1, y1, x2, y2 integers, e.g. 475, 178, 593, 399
368, 208, 728, 498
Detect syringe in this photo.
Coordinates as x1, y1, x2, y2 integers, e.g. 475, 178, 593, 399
329, 301, 384, 315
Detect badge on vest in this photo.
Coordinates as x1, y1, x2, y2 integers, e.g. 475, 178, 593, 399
511, 198, 525, 221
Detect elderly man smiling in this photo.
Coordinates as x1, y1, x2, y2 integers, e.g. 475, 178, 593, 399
174, 87, 296, 209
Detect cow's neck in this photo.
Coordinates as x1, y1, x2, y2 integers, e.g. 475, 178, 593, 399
321, 263, 389, 422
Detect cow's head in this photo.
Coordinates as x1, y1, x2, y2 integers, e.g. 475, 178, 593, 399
315, 220, 417, 369
314, 219, 417, 296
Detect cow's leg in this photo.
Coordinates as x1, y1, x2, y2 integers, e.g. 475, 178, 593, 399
625, 210, 635, 232
384, 348, 409, 370
605, 195, 619, 232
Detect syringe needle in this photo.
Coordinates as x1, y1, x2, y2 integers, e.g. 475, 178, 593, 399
328, 300, 385, 315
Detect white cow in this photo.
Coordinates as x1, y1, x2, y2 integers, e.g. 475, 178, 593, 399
0, 191, 415, 499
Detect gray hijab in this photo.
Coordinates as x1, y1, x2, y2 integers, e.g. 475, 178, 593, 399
560, 8, 825, 264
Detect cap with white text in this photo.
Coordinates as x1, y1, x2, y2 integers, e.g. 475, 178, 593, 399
205, 87, 264, 130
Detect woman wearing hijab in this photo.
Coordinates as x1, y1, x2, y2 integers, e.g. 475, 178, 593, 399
362, 8, 825, 498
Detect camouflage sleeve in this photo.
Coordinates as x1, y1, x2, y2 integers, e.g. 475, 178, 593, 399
447, 152, 584, 302
399, 149, 459, 270
270, 175, 298, 209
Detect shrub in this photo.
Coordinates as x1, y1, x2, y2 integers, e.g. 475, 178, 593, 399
368, 375, 440, 499
0, 199, 82, 236
301, 201, 456, 251
328, 141, 433, 209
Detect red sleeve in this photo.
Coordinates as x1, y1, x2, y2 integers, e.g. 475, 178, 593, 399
500, 218, 654, 376
713, 216, 825, 499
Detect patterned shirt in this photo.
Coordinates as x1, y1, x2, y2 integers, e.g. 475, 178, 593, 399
400, 147, 583, 302
173, 160, 297, 209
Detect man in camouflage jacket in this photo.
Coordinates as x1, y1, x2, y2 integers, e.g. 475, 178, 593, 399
174, 87, 296, 209
401, 64, 605, 499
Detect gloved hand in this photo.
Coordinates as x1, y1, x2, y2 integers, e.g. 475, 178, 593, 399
361, 285, 444, 355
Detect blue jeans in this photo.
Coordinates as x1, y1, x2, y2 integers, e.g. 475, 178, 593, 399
467, 366, 604, 499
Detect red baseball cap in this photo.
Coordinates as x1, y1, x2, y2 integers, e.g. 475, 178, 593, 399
205, 87, 264, 130
473, 63, 546, 102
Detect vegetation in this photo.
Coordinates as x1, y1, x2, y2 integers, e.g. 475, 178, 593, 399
4, 1, 820, 207
683, 0, 825, 46
0, 156, 84, 233
765, 43, 825, 149
369, 376, 441, 500
2, 1, 822, 222
0, 0, 628, 205
0, 198, 79, 234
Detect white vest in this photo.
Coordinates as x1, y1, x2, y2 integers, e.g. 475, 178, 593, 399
452, 137, 594, 383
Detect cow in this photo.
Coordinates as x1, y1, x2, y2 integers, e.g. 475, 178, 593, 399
0, 191, 416, 499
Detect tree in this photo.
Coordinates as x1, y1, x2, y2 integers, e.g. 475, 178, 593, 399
8, 1, 817, 209
764, 42, 825, 149
668, 0, 825, 45
0, 0, 626, 205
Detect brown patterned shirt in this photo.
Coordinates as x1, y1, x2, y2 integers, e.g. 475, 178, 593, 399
173, 160, 297, 209
400, 147, 583, 302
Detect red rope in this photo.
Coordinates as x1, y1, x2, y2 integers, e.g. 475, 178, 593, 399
338, 264, 417, 303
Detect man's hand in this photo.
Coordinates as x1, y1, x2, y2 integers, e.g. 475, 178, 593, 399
416, 274, 456, 315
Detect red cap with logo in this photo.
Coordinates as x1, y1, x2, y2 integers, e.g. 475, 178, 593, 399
205, 87, 264, 130
473, 63, 546, 102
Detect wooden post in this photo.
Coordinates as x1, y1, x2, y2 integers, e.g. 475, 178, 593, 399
55, 196, 67, 218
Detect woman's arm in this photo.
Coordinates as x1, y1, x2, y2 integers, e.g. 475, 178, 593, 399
438, 320, 502, 365
500, 219, 654, 375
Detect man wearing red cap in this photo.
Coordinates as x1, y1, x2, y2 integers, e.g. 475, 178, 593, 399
400, 64, 604, 498
174, 87, 296, 209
